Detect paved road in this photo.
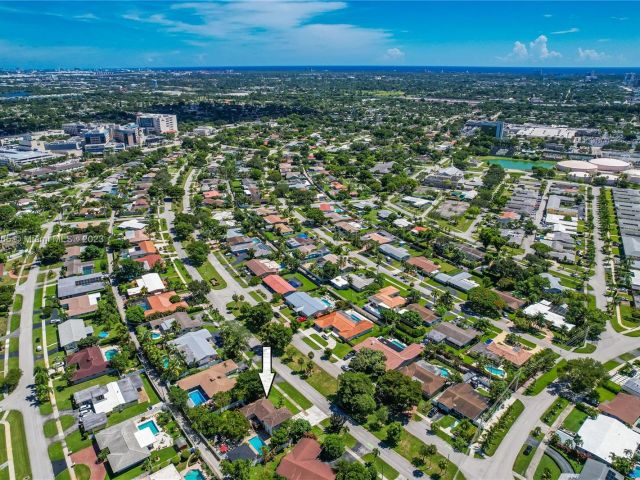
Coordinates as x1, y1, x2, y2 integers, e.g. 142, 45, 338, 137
0, 222, 57, 480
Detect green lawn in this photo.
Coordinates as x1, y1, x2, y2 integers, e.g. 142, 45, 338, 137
268, 387, 300, 414
196, 260, 227, 290
282, 273, 317, 292
65, 430, 93, 454
561, 407, 589, 433
533, 454, 561, 480
603, 359, 621, 371
142, 375, 161, 405
301, 336, 321, 350
513, 442, 538, 476
277, 381, 313, 409
106, 402, 152, 427
309, 333, 328, 347
48, 441, 65, 462
7, 411, 32, 480
74, 464, 91, 480
362, 453, 399, 480
332, 342, 353, 359
541, 398, 569, 426
44, 415, 76, 438
483, 400, 525, 456
526, 360, 566, 396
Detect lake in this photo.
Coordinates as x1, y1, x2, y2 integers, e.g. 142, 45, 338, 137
485, 158, 556, 171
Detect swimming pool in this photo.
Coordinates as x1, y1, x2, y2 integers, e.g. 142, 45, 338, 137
82, 265, 94, 275
104, 349, 118, 361
151, 332, 161, 340
98, 331, 109, 339
485, 366, 507, 378
162, 357, 169, 368
630, 465, 640, 479
389, 339, 407, 351
248, 435, 266, 455
439, 367, 450, 378
321, 298, 333, 307
184, 470, 206, 480
188, 388, 208, 406
137, 420, 159, 436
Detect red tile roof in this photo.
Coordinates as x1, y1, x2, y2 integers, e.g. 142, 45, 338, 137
133, 254, 163, 270
599, 393, 640, 426
407, 256, 440, 274
353, 338, 423, 370
263, 275, 296, 295
144, 291, 188, 317
276, 438, 335, 480
314, 311, 374, 341
66, 346, 109, 383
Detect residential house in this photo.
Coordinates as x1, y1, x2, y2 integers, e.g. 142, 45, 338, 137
60, 292, 101, 318
379, 244, 410, 262
177, 360, 238, 406
407, 256, 440, 276
73, 374, 143, 414
353, 338, 423, 370
95, 419, 154, 474
143, 291, 188, 317
148, 312, 203, 334
245, 259, 280, 277
400, 361, 447, 398
169, 329, 217, 367
66, 346, 111, 384
427, 323, 479, 348
240, 398, 293, 435
276, 438, 335, 480
58, 319, 94, 352
436, 383, 489, 422
285, 292, 328, 319
263, 275, 297, 296
57, 273, 105, 299
314, 310, 374, 342
598, 393, 640, 426
404, 303, 439, 326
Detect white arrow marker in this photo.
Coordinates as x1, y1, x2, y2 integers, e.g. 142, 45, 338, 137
259, 346, 275, 397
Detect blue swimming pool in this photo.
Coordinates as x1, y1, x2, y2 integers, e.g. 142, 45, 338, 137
248, 435, 266, 455
321, 298, 332, 307
439, 367, 450, 378
98, 331, 109, 338
184, 470, 206, 480
188, 388, 208, 406
104, 349, 118, 361
82, 265, 94, 275
163, 357, 169, 368
630, 465, 640, 479
137, 420, 159, 435
389, 339, 406, 351
485, 366, 507, 378
151, 332, 161, 340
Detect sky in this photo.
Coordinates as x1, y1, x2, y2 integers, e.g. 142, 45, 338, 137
0, 1, 639, 69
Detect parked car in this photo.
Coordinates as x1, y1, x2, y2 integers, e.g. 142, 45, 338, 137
427, 408, 438, 418
341, 365, 350, 372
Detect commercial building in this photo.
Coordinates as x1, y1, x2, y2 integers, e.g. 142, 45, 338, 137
136, 113, 178, 134
114, 123, 145, 147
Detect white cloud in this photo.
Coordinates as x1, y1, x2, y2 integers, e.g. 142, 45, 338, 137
551, 27, 579, 35
543, 14, 553, 18
384, 48, 405, 60
501, 35, 561, 62
578, 48, 607, 61
73, 13, 99, 22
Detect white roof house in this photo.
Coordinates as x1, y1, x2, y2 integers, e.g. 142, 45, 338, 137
127, 273, 165, 297
118, 219, 146, 230
578, 415, 640, 463
523, 300, 574, 331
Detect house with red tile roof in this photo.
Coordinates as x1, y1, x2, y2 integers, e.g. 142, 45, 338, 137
599, 393, 640, 426
407, 256, 440, 275
144, 291, 188, 317
353, 337, 423, 370
314, 311, 374, 341
245, 258, 280, 277
66, 346, 111, 384
133, 254, 164, 271
369, 286, 407, 310
276, 438, 335, 480
263, 274, 297, 296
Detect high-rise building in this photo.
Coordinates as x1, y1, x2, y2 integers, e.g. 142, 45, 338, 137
135, 113, 178, 135
83, 128, 111, 145
113, 123, 145, 148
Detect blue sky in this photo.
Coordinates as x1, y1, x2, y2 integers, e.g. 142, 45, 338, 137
0, 1, 638, 68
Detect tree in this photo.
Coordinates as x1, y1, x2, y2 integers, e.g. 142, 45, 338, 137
386, 422, 403, 447
326, 413, 347, 434
259, 322, 292, 356
240, 302, 273, 331
115, 258, 144, 283
466, 287, 505, 318
126, 305, 145, 324
81, 244, 102, 261
218, 410, 250, 443
2, 368, 22, 393
109, 351, 129, 374
349, 348, 387, 378
232, 369, 264, 403
321, 434, 345, 460
221, 459, 252, 480
188, 280, 211, 303
39, 241, 66, 264
219, 321, 250, 360
336, 459, 377, 480
185, 241, 209, 267
168, 386, 189, 411
375, 370, 422, 414
559, 358, 608, 395
336, 372, 377, 421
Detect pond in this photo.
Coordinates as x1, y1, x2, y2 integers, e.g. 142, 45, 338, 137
485, 158, 555, 171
